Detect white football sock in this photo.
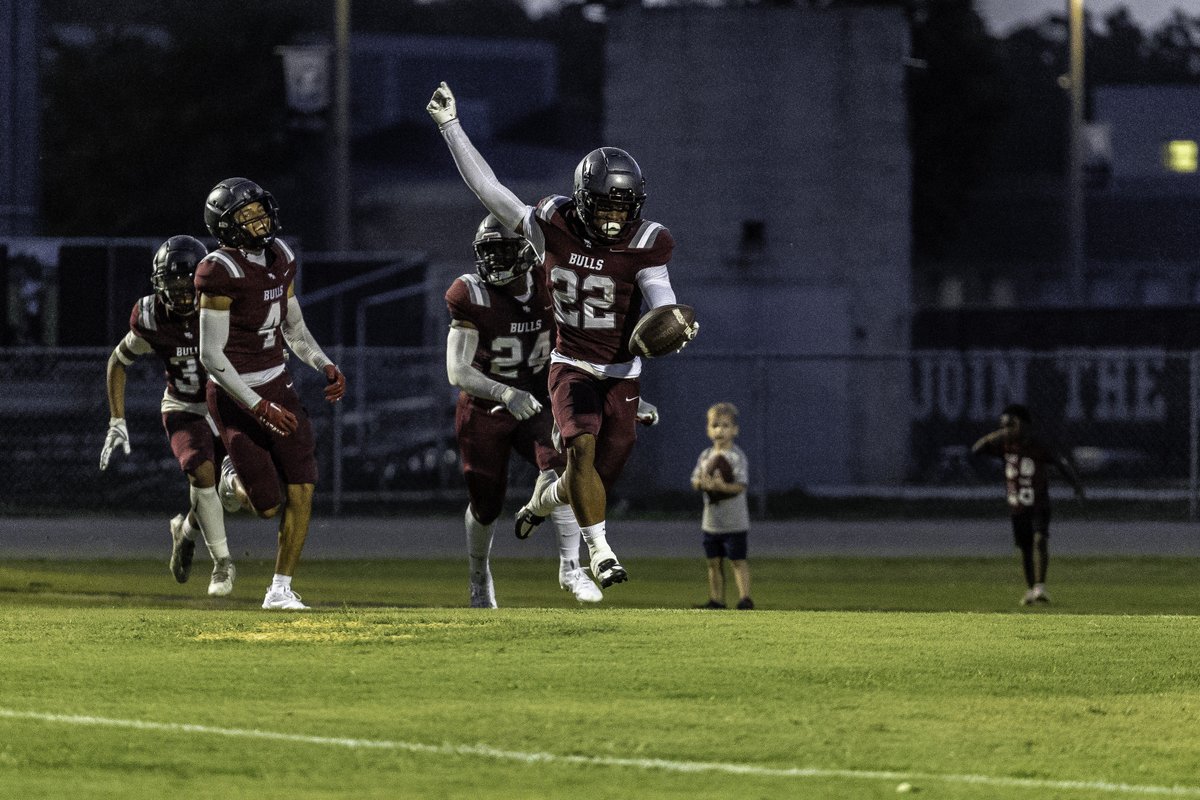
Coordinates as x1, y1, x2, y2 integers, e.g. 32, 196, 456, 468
465, 506, 494, 581
579, 521, 610, 556
180, 513, 199, 541
551, 505, 582, 574
191, 485, 231, 560
271, 573, 292, 590
545, 477, 564, 508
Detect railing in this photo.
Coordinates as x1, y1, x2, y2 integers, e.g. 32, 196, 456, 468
5, 347, 1199, 520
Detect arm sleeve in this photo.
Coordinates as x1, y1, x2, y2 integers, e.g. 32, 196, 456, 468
199, 308, 263, 410
440, 120, 536, 239
445, 325, 512, 403
114, 331, 153, 365
637, 265, 677, 308
282, 295, 333, 371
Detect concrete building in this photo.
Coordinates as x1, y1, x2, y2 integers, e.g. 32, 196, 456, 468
604, 5, 912, 488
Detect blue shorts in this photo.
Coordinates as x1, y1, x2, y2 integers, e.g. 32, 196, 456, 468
702, 531, 748, 561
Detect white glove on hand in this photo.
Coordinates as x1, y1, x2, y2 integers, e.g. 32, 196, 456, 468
500, 386, 542, 421
677, 320, 700, 352
99, 417, 130, 470
636, 398, 659, 426
427, 81, 458, 127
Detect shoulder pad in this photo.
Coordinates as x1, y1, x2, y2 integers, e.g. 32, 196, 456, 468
534, 195, 571, 225
204, 249, 245, 279
456, 274, 492, 308
628, 220, 669, 251
136, 296, 158, 332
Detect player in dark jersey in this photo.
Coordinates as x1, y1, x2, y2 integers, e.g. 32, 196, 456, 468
972, 403, 1085, 605
99, 235, 236, 597
196, 177, 347, 611
447, 215, 604, 608
428, 82, 694, 590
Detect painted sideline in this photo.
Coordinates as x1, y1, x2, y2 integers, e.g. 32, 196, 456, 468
1, 707, 1197, 797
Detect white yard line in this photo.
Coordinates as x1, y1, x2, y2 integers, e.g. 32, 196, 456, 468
1, 707, 1198, 796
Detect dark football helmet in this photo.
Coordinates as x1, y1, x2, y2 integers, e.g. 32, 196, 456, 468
473, 214, 535, 286
572, 147, 647, 243
151, 235, 209, 316
203, 177, 281, 251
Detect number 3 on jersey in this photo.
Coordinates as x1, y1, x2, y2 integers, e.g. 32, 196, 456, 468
550, 267, 615, 329
491, 330, 551, 378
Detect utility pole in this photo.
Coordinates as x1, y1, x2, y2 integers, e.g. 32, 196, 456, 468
331, 0, 352, 252
1065, 0, 1086, 304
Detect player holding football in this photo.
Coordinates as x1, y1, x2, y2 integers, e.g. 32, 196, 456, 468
428, 81, 696, 588
196, 177, 347, 611
446, 214, 604, 607
100, 235, 236, 597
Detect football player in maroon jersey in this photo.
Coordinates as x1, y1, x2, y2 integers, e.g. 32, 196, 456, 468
429, 82, 695, 590
100, 235, 236, 597
196, 178, 347, 611
446, 215, 604, 607
972, 404, 1085, 605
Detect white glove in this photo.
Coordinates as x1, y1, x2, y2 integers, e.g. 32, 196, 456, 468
677, 320, 700, 352
636, 398, 659, 426
426, 81, 458, 127
99, 417, 130, 470
500, 386, 542, 421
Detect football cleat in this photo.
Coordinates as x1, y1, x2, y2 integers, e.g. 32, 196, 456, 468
560, 567, 603, 603
218, 456, 241, 514
262, 585, 309, 610
694, 600, 727, 610
1020, 589, 1038, 606
469, 569, 497, 609
1032, 584, 1050, 604
514, 470, 557, 539
168, 514, 195, 584
208, 558, 236, 597
589, 551, 627, 589
736, 596, 755, 610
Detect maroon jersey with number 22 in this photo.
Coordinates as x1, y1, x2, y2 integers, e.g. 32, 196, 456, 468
524, 195, 674, 366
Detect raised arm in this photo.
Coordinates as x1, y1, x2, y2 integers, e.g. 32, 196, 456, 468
427, 82, 542, 249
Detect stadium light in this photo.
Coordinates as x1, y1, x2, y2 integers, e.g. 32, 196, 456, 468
1065, 0, 1086, 304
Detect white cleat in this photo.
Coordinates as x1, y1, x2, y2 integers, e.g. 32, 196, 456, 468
1032, 584, 1050, 604
514, 470, 558, 539
208, 558, 236, 597
588, 550, 628, 589
1020, 588, 1038, 606
218, 456, 242, 514
560, 567, 603, 603
168, 514, 195, 584
262, 585, 309, 610
469, 569, 498, 608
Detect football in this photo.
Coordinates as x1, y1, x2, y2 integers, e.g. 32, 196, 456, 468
705, 453, 739, 502
629, 304, 697, 358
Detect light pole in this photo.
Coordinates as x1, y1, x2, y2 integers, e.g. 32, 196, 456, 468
331, 0, 352, 252
1065, 0, 1086, 304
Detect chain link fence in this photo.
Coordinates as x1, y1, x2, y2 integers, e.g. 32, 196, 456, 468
5, 346, 1199, 520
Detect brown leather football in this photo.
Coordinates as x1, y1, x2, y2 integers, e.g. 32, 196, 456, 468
629, 304, 697, 358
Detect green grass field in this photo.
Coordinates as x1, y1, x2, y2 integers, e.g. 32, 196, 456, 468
2, 557, 1199, 799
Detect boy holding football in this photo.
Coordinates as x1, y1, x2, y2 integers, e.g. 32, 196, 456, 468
690, 402, 752, 609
